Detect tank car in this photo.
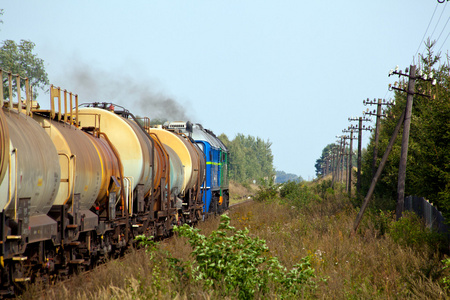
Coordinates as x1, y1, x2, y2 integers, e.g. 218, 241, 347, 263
0, 91, 62, 293
150, 126, 206, 224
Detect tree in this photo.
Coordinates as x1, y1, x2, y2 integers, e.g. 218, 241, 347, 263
220, 133, 275, 183
0, 39, 49, 99
275, 170, 302, 184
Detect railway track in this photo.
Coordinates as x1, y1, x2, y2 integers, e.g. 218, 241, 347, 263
229, 198, 254, 209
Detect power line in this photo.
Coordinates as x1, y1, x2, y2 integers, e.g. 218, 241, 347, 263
438, 30, 450, 53
414, 3, 439, 59
429, 2, 447, 39
436, 15, 450, 43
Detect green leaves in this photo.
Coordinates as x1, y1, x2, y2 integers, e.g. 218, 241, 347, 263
221, 133, 275, 183
173, 214, 317, 299
0, 39, 49, 99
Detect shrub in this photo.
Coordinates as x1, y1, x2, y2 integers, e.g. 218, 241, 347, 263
389, 211, 444, 251
280, 181, 321, 207
173, 214, 318, 299
313, 179, 333, 199
253, 177, 279, 202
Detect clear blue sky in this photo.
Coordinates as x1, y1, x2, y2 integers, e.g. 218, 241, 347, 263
1, 1, 448, 180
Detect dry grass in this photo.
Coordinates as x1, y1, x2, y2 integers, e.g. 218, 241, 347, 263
20, 187, 450, 299
229, 180, 257, 204
227, 195, 448, 299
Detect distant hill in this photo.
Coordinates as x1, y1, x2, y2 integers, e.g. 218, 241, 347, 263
275, 170, 303, 184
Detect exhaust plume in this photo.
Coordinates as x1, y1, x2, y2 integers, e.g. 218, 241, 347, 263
57, 61, 193, 121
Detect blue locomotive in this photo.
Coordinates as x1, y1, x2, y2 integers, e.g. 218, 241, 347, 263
166, 121, 229, 216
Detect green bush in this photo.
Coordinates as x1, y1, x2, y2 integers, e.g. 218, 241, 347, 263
280, 181, 321, 207
312, 179, 334, 200
389, 211, 443, 251
253, 177, 279, 202
441, 258, 450, 290
173, 215, 318, 299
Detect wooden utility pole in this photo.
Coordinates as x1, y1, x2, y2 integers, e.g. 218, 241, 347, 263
352, 108, 406, 233
363, 98, 394, 177
372, 100, 382, 177
357, 117, 362, 194
348, 130, 354, 195
331, 146, 336, 187
396, 65, 416, 220
337, 136, 344, 183
342, 129, 356, 195
342, 136, 349, 189
348, 117, 372, 196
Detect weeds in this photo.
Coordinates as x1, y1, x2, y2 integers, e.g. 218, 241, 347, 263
253, 177, 279, 202
389, 211, 445, 252
173, 214, 318, 299
22, 181, 450, 299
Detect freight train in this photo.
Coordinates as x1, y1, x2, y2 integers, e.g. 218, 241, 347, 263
0, 70, 229, 296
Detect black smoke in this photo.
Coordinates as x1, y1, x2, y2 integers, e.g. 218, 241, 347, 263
59, 61, 192, 121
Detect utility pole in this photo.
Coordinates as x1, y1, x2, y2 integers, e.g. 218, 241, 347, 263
363, 98, 394, 177
352, 108, 406, 234
348, 130, 354, 194
396, 66, 415, 220
331, 146, 336, 187
342, 129, 355, 195
342, 137, 349, 189
389, 65, 436, 220
335, 136, 344, 183
348, 116, 372, 196
341, 139, 348, 184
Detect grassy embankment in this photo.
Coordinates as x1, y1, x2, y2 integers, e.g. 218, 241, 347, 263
20, 180, 450, 299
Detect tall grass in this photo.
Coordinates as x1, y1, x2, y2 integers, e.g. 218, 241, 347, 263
20, 182, 450, 299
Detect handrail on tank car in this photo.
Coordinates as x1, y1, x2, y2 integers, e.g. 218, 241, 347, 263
135, 117, 150, 131
148, 132, 170, 201
96, 132, 126, 218
77, 112, 101, 136
3, 149, 17, 220
49, 85, 78, 126
58, 153, 76, 208
0, 69, 33, 116
123, 177, 134, 217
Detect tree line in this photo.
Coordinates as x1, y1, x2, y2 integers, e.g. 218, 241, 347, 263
219, 133, 275, 183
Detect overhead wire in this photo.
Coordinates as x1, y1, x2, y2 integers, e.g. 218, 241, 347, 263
434, 7, 450, 55
429, 2, 447, 40
413, 3, 439, 60
412, 3, 450, 68
437, 30, 450, 53
435, 15, 450, 44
